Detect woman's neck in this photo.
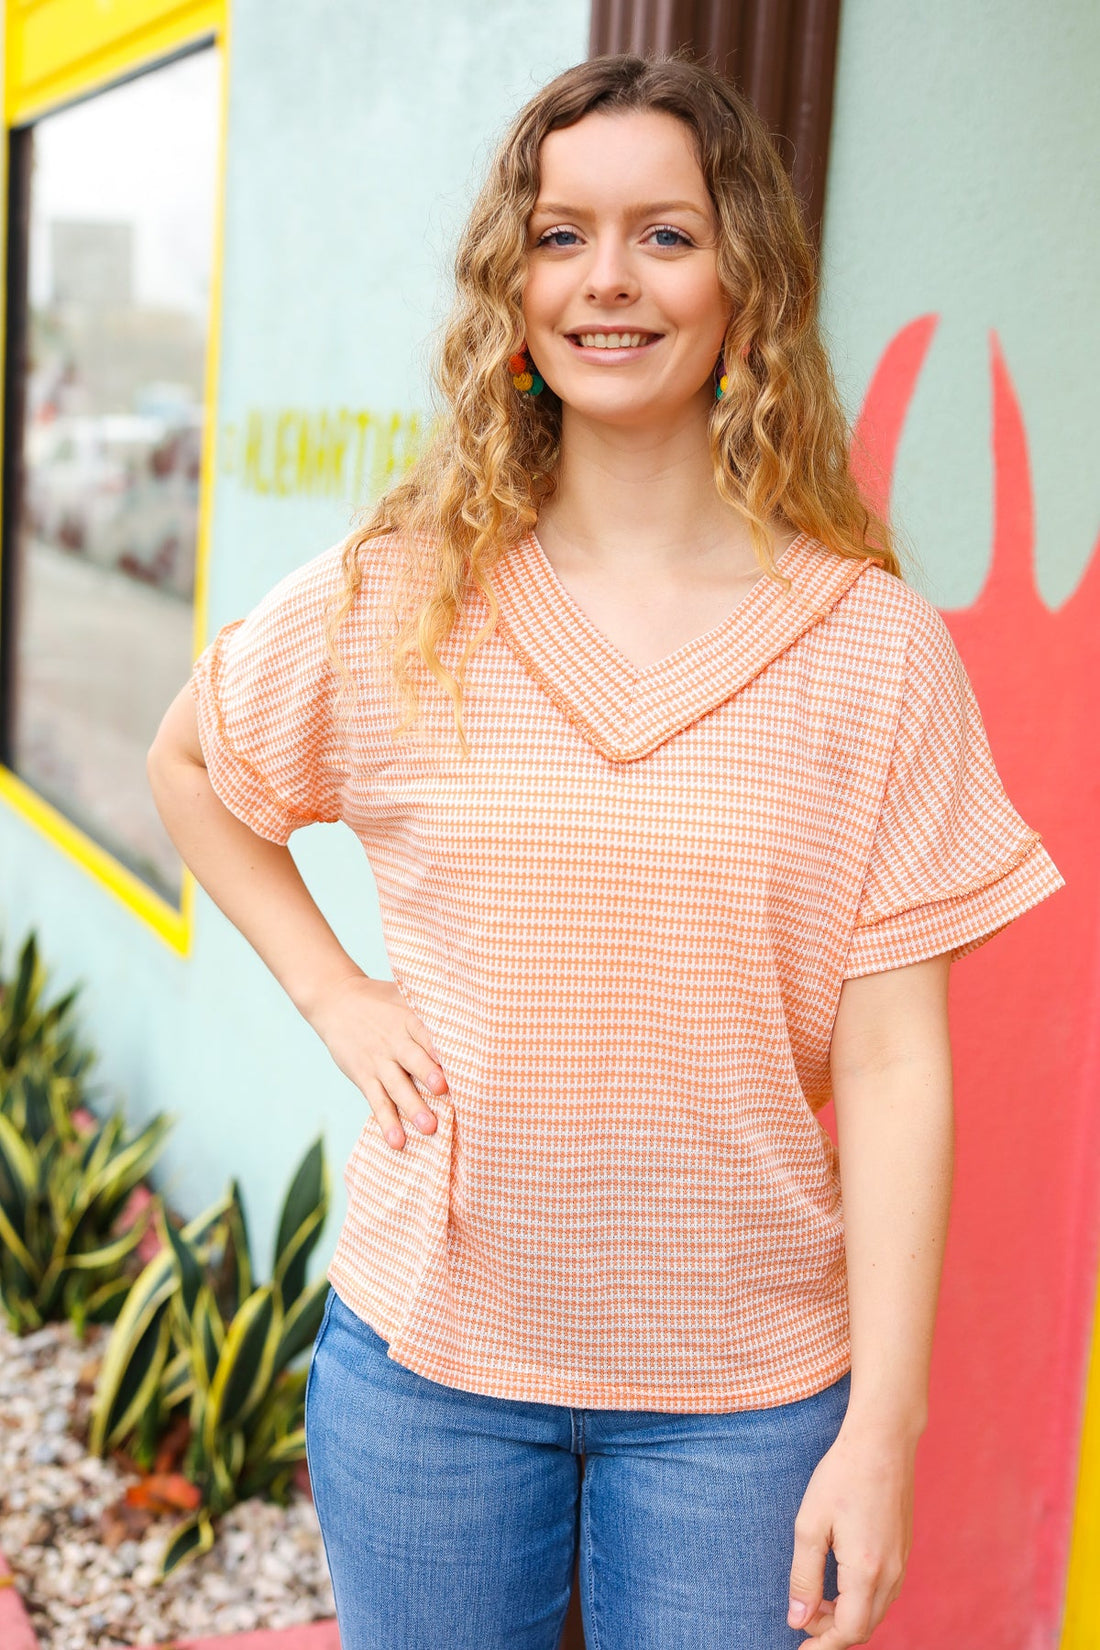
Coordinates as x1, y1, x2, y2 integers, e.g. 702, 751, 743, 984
536, 398, 783, 579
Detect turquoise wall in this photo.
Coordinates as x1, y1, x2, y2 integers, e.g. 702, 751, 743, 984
0, 0, 589, 1270
818, 0, 1099, 610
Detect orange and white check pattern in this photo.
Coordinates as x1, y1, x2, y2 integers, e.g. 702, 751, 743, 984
190, 529, 1065, 1412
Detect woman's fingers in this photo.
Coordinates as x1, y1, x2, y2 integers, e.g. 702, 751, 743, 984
364, 1084, 412, 1149
795, 1596, 835, 1640
363, 1059, 447, 1150
399, 1044, 448, 1106
378, 1058, 440, 1141
788, 1518, 827, 1632
403, 1017, 448, 1085
797, 1589, 874, 1646
794, 1561, 899, 1644
362, 1076, 409, 1149
310, 976, 448, 1150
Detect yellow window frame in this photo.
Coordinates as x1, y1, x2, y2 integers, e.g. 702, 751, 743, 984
0, 0, 230, 954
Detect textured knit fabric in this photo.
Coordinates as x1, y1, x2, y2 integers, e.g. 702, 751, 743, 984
190, 528, 1065, 1412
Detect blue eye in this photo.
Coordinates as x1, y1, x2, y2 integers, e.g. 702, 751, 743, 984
534, 224, 693, 249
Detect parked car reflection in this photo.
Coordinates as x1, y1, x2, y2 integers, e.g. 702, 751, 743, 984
23, 408, 200, 601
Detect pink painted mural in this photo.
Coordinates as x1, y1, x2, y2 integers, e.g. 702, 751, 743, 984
824, 317, 1099, 1645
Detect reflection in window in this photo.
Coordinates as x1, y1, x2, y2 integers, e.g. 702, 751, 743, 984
2, 46, 220, 903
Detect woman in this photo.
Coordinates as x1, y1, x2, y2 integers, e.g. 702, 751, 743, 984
148, 53, 1064, 1650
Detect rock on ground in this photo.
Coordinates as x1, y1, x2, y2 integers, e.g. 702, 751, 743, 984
0, 1316, 336, 1649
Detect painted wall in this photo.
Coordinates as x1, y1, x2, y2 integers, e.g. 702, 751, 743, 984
1, 1, 1096, 1643
816, 3, 1099, 1645
0, 0, 589, 1270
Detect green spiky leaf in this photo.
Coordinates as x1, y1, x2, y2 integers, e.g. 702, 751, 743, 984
204, 1286, 282, 1450
272, 1140, 326, 1280
270, 1277, 330, 1378
271, 1139, 329, 1311
159, 1509, 215, 1578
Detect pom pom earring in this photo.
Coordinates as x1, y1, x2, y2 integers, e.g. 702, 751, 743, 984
509, 344, 544, 396
714, 339, 753, 398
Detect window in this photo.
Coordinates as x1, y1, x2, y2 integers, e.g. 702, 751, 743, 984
1, 43, 221, 905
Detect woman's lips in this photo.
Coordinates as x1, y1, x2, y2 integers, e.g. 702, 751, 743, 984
564, 331, 663, 361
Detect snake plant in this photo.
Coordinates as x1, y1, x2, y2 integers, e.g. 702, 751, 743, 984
0, 930, 171, 1334
90, 1138, 330, 1574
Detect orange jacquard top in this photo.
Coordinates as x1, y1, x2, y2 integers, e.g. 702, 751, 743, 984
189, 528, 1065, 1412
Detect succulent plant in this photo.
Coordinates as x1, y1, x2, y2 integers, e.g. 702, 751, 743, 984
90, 1138, 330, 1574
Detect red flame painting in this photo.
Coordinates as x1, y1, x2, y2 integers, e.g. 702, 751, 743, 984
840, 316, 1100, 1647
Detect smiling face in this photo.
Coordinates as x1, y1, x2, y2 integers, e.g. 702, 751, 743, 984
521, 108, 730, 430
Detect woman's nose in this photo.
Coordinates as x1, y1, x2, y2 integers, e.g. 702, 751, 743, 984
583, 238, 640, 305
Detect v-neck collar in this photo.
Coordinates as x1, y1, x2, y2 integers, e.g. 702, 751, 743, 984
488, 529, 882, 762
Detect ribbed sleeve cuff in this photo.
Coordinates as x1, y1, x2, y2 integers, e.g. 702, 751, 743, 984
842, 834, 1065, 978
189, 632, 302, 845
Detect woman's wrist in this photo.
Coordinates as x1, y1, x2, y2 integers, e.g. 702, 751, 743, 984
290, 958, 372, 1031
839, 1388, 928, 1448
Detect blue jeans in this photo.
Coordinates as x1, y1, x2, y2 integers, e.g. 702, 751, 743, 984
304, 1287, 849, 1649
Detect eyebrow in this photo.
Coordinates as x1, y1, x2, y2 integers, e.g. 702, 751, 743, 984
531, 199, 710, 219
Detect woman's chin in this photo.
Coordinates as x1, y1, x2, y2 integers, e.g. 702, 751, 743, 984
556, 386, 711, 431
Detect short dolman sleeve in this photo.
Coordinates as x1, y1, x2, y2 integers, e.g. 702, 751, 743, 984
842, 599, 1064, 978
189, 544, 350, 844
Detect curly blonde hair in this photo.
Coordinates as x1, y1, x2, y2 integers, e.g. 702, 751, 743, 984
324, 52, 900, 755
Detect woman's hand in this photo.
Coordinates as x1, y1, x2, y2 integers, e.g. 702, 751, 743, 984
787, 1418, 916, 1645
308, 973, 448, 1150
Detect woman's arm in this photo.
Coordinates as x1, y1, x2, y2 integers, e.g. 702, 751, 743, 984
147, 682, 448, 1146
833, 951, 954, 1435
787, 951, 955, 1646
149, 682, 365, 1020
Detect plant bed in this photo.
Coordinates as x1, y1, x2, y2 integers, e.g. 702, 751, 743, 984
0, 1316, 335, 1649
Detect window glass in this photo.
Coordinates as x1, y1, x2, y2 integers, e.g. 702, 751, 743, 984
5, 45, 220, 903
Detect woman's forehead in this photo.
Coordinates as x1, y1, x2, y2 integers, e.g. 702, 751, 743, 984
534, 111, 710, 212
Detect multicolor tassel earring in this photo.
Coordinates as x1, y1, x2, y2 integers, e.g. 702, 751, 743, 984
509, 344, 544, 396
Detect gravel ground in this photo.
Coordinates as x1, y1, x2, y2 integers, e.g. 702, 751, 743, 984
0, 1315, 336, 1648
